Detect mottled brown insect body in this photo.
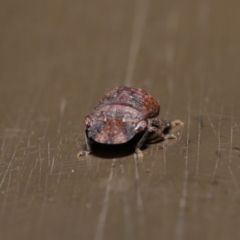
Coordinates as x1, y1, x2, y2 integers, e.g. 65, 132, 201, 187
79, 86, 182, 157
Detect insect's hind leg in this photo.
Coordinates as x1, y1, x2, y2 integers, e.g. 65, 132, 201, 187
134, 119, 183, 158
151, 118, 183, 132
148, 125, 176, 140
147, 118, 183, 146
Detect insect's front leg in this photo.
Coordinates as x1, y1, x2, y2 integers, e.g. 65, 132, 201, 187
134, 120, 149, 158
135, 129, 149, 158
77, 130, 92, 157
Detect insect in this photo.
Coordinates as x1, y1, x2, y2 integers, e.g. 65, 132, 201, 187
78, 86, 183, 157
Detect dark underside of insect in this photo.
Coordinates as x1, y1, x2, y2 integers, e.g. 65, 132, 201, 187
78, 86, 183, 157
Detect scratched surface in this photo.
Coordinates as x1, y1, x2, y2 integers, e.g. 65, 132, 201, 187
1, 0, 240, 239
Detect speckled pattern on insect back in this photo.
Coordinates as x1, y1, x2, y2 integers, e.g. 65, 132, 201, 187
93, 86, 160, 119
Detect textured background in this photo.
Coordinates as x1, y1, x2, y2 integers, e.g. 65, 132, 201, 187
1, 0, 240, 239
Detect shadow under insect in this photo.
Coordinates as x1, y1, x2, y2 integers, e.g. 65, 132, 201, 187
81, 127, 175, 159
84, 131, 145, 158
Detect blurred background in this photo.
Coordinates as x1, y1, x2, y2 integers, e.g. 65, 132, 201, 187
0, 0, 240, 239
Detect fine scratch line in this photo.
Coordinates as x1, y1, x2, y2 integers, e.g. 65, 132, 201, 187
119, 160, 132, 240
228, 116, 240, 194
210, 113, 222, 185
125, 0, 148, 86
58, 97, 67, 134
174, 107, 190, 240
134, 157, 145, 234
193, 109, 202, 211
94, 160, 115, 240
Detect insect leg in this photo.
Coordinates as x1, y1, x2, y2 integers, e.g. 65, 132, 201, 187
77, 131, 92, 157
135, 130, 149, 158
148, 126, 177, 140
85, 130, 92, 151
151, 118, 183, 131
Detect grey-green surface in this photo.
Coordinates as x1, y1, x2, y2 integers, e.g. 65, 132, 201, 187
1, 0, 240, 239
